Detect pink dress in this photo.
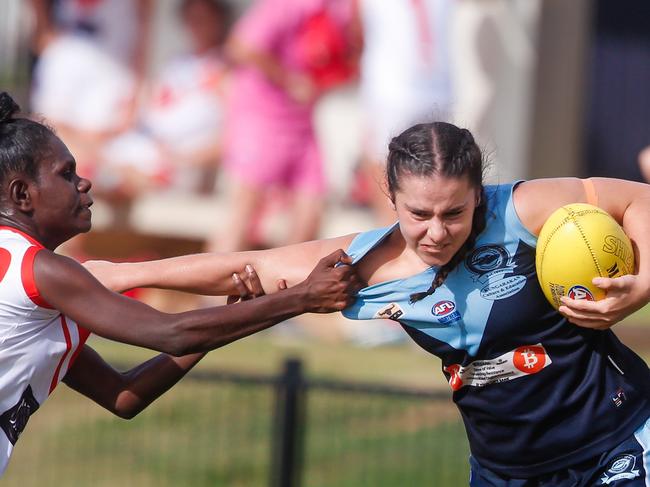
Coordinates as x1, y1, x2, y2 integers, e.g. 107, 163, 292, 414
223, 0, 351, 194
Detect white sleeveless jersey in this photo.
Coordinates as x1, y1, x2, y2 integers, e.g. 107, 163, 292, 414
0, 227, 89, 476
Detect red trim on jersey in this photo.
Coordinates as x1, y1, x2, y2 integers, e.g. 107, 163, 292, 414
49, 316, 73, 394
0, 226, 44, 248
69, 325, 91, 367
21, 245, 54, 309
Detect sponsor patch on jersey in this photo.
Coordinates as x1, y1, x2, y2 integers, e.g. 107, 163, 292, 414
465, 245, 526, 300
0, 385, 39, 445
443, 344, 551, 391
431, 300, 461, 325
600, 454, 640, 484
568, 285, 594, 301
373, 303, 404, 321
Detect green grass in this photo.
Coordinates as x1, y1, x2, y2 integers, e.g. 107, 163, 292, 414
2, 329, 470, 486
6, 309, 649, 486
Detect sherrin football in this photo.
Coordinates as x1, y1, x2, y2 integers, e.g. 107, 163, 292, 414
535, 203, 635, 309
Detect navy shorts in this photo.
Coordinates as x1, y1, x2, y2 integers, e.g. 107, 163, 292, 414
470, 417, 650, 487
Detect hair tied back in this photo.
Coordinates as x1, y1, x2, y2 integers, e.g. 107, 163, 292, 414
0, 92, 20, 124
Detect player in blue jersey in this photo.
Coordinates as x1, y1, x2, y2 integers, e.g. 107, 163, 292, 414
91, 121, 650, 485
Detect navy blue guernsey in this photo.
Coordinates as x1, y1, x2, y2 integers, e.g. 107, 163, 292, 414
342, 182, 650, 477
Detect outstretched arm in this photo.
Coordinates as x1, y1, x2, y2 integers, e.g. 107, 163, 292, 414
64, 268, 277, 419
514, 177, 650, 328
85, 234, 357, 295
38, 247, 362, 356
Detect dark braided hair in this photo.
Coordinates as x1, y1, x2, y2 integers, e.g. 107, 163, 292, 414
386, 122, 487, 303
0, 92, 56, 185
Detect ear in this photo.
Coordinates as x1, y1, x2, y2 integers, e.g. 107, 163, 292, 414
8, 178, 35, 213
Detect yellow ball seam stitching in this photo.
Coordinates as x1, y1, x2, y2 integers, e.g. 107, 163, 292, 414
568, 208, 604, 278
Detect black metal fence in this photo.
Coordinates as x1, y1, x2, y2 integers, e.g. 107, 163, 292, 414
3, 359, 470, 486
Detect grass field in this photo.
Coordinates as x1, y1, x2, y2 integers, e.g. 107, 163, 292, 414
2, 320, 472, 487
4, 301, 650, 486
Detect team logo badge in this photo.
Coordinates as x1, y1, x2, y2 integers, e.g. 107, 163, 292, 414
568, 285, 595, 301
0, 385, 40, 445
465, 245, 526, 300
432, 300, 461, 325
373, 303, 404, 321
466, 245, 510, 274
600, 454, 640, 484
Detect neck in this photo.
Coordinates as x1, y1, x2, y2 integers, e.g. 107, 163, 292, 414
0, 216, 51, 249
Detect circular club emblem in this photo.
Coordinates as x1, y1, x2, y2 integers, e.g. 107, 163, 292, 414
432, 300, 456, 317
513, 345, 547, 374
466, 245, 509, 274
567, 285, 595, 301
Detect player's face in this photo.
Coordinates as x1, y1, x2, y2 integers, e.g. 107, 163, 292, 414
393, 173, 478, 268
32, 137, 93, 249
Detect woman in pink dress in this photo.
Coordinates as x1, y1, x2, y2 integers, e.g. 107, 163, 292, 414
211, 0, 356, 251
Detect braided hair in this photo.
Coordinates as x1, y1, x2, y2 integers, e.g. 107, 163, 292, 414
0, 92, 55, 185
386, 122, 487, 303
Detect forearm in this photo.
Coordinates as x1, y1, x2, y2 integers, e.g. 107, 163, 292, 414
64, 346, 206, 419
103, 252, 263, 295
164, 287, 310, 355
114, 352, 206, 418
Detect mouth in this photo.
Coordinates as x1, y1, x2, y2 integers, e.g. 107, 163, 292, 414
78, 198, 93, 216
420, 243, 447, 252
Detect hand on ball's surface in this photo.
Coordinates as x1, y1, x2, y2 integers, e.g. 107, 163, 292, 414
536, 203, 634, 310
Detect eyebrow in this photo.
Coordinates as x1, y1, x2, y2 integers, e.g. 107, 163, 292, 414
405, 202, 468, 214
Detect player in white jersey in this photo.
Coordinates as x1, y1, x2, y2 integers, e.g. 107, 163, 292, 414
0, 92, 363, 476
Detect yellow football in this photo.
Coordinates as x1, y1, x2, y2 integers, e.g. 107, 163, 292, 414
535, 203, 635, 309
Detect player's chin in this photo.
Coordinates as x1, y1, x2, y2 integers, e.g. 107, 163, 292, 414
418, 250, 453, 268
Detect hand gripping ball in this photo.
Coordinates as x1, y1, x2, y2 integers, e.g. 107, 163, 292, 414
535, 203, 635, 309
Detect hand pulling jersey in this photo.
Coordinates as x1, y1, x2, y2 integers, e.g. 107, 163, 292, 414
0, 227, 89, 475
343, 183, 650, 477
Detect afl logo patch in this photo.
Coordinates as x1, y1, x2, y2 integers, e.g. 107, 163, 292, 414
568, 285, 594, 301
432, 300, 461, 325
433, 300, 455, 316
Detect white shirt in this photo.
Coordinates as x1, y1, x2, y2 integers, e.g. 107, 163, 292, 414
0, 227, 89, 476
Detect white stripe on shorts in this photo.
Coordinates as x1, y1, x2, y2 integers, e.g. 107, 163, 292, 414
633, 416, 650, 486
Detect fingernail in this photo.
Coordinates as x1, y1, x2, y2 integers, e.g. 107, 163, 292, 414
245, 264, 254, 273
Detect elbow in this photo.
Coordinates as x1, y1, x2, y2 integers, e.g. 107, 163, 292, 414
114, 408, 139, 420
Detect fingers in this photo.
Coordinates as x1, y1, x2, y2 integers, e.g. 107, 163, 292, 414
593, 275, 633, 291
318, 249, 353, 268
277, 279, 288, 291
244, 264, 264, 297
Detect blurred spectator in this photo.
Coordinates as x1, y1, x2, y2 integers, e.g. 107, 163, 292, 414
355, 0, 454, 225
208, 0, 357, 252
97, 0, 231, 200
28, 0, 153, 175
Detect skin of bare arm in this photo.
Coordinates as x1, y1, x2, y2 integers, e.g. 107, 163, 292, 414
86, 234, 358, 295
63, 265, 274, 419
37, 247, 361, 356
63, 345, 206, 419
514, 177, 650, 328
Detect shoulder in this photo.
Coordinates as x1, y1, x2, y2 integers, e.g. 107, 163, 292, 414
511, 178, 585, 235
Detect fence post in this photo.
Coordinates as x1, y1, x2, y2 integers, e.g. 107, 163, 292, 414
270, 358, 306, 487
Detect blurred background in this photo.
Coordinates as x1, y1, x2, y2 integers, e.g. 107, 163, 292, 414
1, 0, 650, 485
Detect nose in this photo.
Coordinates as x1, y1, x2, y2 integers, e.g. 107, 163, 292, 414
77, 176, 92, 192
427, 218, 447, 243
